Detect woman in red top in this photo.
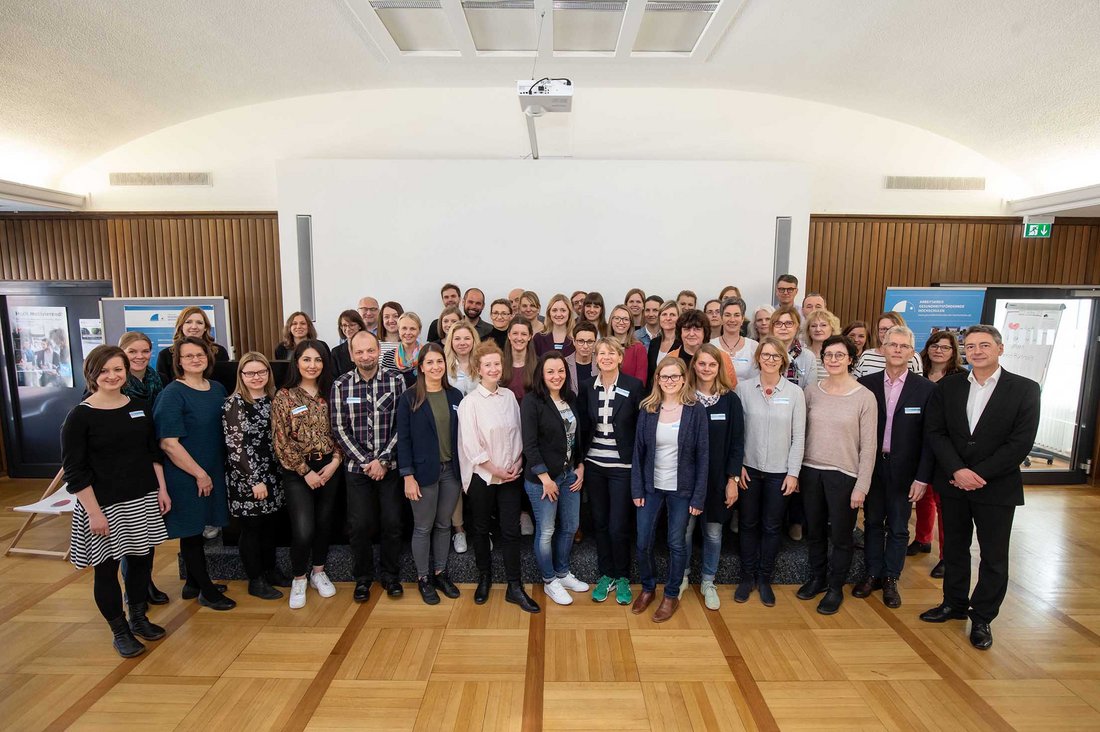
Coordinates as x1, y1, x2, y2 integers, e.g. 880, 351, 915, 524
608, 305, 648, 385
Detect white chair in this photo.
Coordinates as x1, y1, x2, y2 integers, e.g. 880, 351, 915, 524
5, 469, 73, 561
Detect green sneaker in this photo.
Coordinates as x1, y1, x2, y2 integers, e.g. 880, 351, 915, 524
615, 577, 632, 605
592, 575, 614, 603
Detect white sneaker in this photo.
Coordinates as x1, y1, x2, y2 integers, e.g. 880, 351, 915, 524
452, 532, 468, 554
310, 571, 336, 598
680, 575, 689, 597
701, 580, 720, 611
289, 578, 307, 609
544, 578, 573, 605
559, 572, 590, 593
202, 525, 220, 540
520, 512, 534, 536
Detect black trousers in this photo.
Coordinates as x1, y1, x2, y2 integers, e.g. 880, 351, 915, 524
93, 552, 152, 621
179, 533, 219, 598
467, 474, 522, 582
738, 467, 790, 579
283, 464, 341, 577
237, 513, 279, 580
941, 493, 1015, 624
346, 469, 404, 584
585, 463, 633, 579
863, 458, 914, 579
801, 466, 858, 589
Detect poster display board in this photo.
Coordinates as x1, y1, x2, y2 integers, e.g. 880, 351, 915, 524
100, 297, 232, 358
10, 305, 73, 388
884, 287, 987, 343
995, 302, 1065, 386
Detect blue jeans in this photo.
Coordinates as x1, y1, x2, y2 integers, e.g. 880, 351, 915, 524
636, 490, 691, 597
684, 515, 724, 582
524, 470, 581, 582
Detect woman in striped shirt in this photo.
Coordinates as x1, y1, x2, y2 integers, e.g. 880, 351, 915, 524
852, 312, 924, 378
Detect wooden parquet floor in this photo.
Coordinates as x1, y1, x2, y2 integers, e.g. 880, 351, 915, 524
2, 477, 1100, 730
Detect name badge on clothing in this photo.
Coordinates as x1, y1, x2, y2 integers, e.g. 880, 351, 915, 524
615, 387, 631, 397
128, 410, 145, 419
904, 406, 921, 415
772, 397, 791, 405
291, 405, 309, 416
554, 343, 563, 350
710, 413, 727, 421
452, 404, 459, 412
346, 397, 361, 405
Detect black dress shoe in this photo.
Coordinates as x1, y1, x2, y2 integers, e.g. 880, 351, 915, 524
970, 621, 993, 650
852, 576, 881, 599
475, 573, 492, 605
182, 582, 227, 600
919, 603, 968, 623
353, 581, 372, 603
198, 592, 236, 611
733, 578, 754, 603
930, 560, 945, 579
907, 540, 932, 556
817, 588, 844, 615
146, 582, 170, 606
505, 581, 540, 613
882, 577, 901, 608
248, 578, 284, 600
797, 577, 828, 601
418, 576, 440, 605
265, 570, 294, 588
432, 572, 461, 599
385, 580, 404, 598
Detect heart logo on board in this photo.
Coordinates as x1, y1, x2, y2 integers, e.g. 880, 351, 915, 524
1007, 322, 1021, 329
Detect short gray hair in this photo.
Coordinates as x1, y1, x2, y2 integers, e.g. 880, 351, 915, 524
963, 324, 1002, 345
884, 325, 914, 347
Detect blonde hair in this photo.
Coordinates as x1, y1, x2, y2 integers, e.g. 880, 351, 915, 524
472, 340, 504, 376
642, 357, 696, 412
608, 305, 638, 347
657, 300, 680, 329
802, 309, 841, 344
118, 331, 152, 349
749, 304, 775, 339
594, 336, 624, 360
753, 336, 790, 372
397, 312, 422, 331
688, 343, 733, 396
445, 321, 481, 379
542, 293, 576, 335
233, 352, 275, 403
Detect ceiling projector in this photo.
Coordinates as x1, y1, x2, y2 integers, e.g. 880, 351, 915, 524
517, 78, 573, 117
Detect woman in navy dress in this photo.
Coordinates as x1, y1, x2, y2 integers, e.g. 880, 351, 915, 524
154, 336, 234, 610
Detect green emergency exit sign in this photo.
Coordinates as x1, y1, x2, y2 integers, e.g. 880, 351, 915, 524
1023, 222, 1052, 238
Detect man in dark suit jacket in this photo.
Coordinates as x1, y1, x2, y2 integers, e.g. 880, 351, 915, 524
919, 324, 1040, 650
854, 326, 936, 608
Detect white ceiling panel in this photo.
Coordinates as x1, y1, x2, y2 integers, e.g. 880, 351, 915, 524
463, 2, 538, 51
553, 4, 625, 52
373, 3, 458, 52
634, 2, 714, 53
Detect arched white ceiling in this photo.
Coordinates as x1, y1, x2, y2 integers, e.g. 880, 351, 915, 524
2, 0, 1098, 192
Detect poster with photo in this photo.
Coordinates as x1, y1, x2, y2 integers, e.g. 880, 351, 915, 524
79, 318, 105, 359
11, 306, 73, 388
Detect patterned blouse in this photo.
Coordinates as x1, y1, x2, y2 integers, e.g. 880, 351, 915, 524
272, 386, 342, 475
222, 393, 281, 517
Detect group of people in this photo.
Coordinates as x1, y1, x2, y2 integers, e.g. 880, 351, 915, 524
61, 276, 1040, 659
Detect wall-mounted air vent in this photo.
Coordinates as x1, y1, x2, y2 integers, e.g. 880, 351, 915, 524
109, 172, 213, 186
884, 176, 985, 191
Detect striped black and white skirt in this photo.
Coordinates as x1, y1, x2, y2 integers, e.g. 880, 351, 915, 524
70, 491, 168, 569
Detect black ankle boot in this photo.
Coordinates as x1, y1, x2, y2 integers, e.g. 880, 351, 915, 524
505, 581, 540, 614
127, 602, 166, 641
265, 569, 294, 588
248, 578, 283, 600
418, 576, 441, 605
108, 615, 146, 658
433, 571, 461, 599
146, 581, 170, 605
475, 572, 492, 605
734, 578, 755, 603
757, 576, 776, 607
182, 582, 227, 600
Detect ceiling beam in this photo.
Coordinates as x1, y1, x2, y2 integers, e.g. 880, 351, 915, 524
439, 0, 478, 57
341, 0, 401, 63
1008, 183, 1100, 216
615, 0, 647, 58
692, 0, 749, 61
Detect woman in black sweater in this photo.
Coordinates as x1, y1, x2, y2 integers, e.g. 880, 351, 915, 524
61, 345, 171, 658
154, 306, 230, 383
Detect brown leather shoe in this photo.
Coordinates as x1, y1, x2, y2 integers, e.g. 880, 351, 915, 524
851, 576, 882, 599
652, 596, 680, 623
631, 590, 656, 615
882, 577, 902, 608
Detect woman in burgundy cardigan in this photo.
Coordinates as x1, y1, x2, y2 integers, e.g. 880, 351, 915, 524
608, 305, 649, 385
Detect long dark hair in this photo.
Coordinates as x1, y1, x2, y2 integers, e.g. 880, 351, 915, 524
920, 330, 964, 377
531, 351, 575, 404
502, 316, 537, 392
283, 338, 334, 394
412, 342, 451, 411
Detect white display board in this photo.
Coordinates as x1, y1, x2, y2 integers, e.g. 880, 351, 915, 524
276, 159, 811, 345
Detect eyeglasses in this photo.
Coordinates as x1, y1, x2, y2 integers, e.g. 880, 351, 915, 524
822, 352, 848, 361
610, 316, 631, 323
359, 307, 378, 314
180, 354, 207, 361
877, 327, 892, 335
883, 343, 913, 351
773, 320, 795, 329
491, 311, 511, 319
242, 369, 269, 378
574, 339, 596, 347
759, 353, 783, 362
658, 374, 683, 383
928, 343, 954, 352
776, 287, 797, 294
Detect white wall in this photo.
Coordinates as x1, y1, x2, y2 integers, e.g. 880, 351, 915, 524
277, 159, 809, 345
61, 87, 1028, 215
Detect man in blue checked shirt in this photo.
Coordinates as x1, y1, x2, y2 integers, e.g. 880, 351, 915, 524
330, 330, 407, 603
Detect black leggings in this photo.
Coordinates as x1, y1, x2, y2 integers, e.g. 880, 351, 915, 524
179, 534, 220, 600
283, 469, 340, 577
237, 514, 279, 580
93, 553, 153, 621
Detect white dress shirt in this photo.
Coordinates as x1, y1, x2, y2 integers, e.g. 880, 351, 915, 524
966, 366, 1002, 433
457, 383, 523, 490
